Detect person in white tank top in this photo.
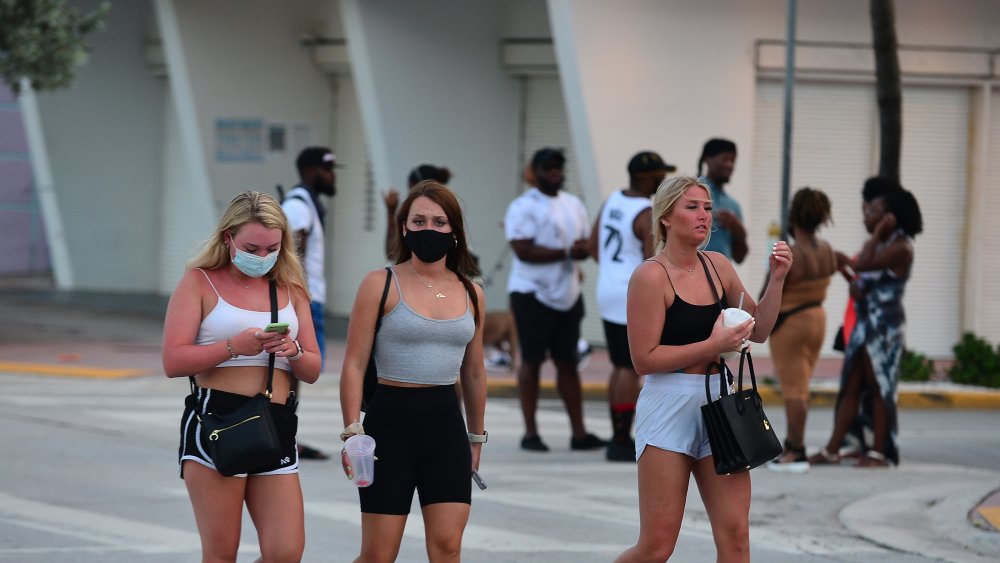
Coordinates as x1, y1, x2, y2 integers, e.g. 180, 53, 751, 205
587, 151, 675, 462
162, 191, 321, 562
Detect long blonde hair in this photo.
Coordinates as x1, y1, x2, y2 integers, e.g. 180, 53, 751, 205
651, 176, 713, 254
187, 191, 309, 299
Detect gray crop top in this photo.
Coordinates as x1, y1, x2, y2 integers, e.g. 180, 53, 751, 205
373, 268, 475, 385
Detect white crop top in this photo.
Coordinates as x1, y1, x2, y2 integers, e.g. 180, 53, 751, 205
194, 269, 299, 370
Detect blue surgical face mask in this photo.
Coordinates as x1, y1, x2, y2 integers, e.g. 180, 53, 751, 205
232, 247, 278, 277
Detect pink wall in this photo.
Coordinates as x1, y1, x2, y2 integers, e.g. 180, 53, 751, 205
0, 83, 49, 275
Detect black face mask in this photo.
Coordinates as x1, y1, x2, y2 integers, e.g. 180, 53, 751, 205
405, 229, 454, 263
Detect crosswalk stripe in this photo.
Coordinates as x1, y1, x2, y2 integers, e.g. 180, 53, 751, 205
0, 491, 256, 555
305, 501, 623, 553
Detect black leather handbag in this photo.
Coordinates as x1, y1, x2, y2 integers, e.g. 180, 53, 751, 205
701, 350, 782, 474
361, 267, 393, 413
193, 280, 283, 477
694, 252, 781, 475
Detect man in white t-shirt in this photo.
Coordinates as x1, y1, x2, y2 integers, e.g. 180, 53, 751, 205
587, 151, 674, 461
281, 146, 337, 460
504, 147, 605, 453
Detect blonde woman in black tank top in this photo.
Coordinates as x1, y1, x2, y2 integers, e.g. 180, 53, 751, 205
615, 176, 792, 563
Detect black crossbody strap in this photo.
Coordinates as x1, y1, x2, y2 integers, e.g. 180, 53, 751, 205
266, 280, 277, 397
188, 279, 279, 398
374, 267, 392, 334
370, 267, 392, 357
697, 252, 732, 397
696, 252, 724, 312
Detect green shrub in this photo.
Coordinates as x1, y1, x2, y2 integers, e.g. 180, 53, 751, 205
900, 348, 934, 382
948, 332, 1000, 388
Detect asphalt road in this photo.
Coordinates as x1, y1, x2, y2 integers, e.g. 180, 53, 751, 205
2, 370, 999, 562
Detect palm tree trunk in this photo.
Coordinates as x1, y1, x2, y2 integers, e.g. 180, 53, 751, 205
870, 0, 902, 182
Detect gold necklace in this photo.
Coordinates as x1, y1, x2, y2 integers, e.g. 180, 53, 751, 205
408, 262, 447, 298
231, 269, 253, 288
663, 254, 696, 276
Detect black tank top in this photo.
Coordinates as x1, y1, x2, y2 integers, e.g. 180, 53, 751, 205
653, 255, 729, 346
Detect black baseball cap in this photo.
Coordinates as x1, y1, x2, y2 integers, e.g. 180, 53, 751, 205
530, 147, 566, 170
628, 151, 676, 175
296, 146, 338, 171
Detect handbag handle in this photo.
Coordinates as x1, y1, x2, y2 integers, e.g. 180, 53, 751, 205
735, 349, 764, 412
704, 360, 733, 402
697, 252, 734, 400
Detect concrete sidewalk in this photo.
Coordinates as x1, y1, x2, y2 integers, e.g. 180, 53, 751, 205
5, 286, 1000, 411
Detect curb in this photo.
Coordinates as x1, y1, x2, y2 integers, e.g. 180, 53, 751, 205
485, 379, 1000, 409
971, 489, 1000, 533
0, 361, 147, 379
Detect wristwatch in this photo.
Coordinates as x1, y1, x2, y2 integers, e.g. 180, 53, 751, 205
467, 430, 488, 443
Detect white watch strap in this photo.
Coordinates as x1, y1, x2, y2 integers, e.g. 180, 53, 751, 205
467, 430, 488, 443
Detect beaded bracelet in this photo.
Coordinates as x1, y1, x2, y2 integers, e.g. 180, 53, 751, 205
225, 337, 238, 359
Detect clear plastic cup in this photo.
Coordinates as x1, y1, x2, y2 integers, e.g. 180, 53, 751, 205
344, 434, 376, 487
721, 307, 753, 360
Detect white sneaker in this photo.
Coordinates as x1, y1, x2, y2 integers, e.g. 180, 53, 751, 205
766, 459, 810, 474
577, 339, 593, 371
484, 350, 513, 370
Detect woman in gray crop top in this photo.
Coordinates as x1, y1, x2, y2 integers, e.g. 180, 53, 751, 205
162, 191, 321, 562
615, 176, 792, 563
339, 181, 487, 561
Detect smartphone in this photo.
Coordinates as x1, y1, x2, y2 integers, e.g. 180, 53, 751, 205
471, 470, 487, 490
264, 322, 289, 334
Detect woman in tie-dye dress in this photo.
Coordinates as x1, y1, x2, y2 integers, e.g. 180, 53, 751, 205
809, 187, 922, 467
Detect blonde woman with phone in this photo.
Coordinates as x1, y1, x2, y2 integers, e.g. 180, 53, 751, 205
163, 191, 320, 562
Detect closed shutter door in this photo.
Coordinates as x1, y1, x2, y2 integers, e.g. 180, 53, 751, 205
898, 86, 968, 356
978, 90, 1000, 343
752, 80, 874, 359
520, 76, 602, 343
327, 75, 376, 316
752, 80, 967, 358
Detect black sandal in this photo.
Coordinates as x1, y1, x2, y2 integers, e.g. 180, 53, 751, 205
767, 440, 810, 473
780, 440, 808, 463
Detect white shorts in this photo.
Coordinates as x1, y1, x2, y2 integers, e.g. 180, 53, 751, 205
635, 372, 730, 461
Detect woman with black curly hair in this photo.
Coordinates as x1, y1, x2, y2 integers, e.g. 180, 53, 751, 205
809, 186, 923, 468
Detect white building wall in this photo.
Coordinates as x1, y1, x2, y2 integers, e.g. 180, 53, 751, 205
170, 0, 334, 210
34, 0, 164, 292
342, 0, 521, 311
546, 0, 1000, 351
24, 0, 1000, 351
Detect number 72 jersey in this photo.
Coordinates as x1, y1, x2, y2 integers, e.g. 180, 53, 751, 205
596, 190, 652, 324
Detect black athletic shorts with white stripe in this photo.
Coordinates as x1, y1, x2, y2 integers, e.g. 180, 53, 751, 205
178, 387, 299, 478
